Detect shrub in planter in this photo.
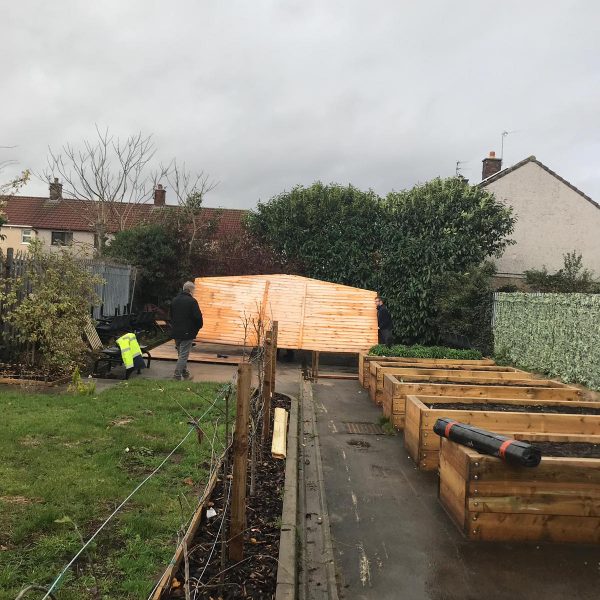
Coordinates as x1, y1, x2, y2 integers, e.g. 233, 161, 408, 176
368, 343, 483, 360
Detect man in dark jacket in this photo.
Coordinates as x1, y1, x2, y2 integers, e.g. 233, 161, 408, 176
170, 281, 203, 380
375, 296, 393, 346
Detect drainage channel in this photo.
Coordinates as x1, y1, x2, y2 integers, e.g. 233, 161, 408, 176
298, 378, 339, 600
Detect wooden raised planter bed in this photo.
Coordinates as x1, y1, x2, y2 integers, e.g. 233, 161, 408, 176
369, 363, 529, 404
439, 435, 600, 543
382, 375, 583, 429
358, 353, 495, 388
405, 395, 600, 471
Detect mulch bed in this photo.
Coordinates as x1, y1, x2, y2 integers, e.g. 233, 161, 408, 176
427, 402, 600, 415
166, 392, 291, 600
522, 441, 600, 459
0, 362, 67, 385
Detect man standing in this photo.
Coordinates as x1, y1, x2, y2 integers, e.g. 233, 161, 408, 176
375, 296, 394, 346
170, 281, 203, 381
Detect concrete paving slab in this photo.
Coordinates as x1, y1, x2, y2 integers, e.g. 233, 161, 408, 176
313, 380, 600, 600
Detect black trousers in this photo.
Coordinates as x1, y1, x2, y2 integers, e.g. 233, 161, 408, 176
378, 329, 393, 345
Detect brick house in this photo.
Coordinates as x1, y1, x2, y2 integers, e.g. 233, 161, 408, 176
0, 180, 246, 255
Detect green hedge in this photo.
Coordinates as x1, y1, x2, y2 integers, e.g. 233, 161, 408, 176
368, 344, 482, 360
493, 293, 600, 390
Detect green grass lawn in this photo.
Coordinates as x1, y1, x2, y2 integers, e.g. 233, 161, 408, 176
0, 379, 231, 600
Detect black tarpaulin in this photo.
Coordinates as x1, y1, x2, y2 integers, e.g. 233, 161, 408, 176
433, 418, 542, 467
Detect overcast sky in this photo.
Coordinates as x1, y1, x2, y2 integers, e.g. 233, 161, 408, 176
2, 0, 599, 209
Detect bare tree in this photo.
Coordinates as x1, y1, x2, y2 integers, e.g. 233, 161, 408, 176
1, 147, 30, 238
163, 159, 220, 263
44, 126, 169, 254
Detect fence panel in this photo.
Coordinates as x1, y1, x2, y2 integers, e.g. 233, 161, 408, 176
493, 292, 600, 390
0, 248, 134, 356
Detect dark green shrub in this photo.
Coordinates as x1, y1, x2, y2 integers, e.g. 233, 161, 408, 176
368, 344, 482, 360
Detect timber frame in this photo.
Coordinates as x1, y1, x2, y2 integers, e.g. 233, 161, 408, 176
404, 394, 600, 471
439, 436, 600, 543
381, 374, 583, 429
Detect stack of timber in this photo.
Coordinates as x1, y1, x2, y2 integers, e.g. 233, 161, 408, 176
439, 434, 600, 543
358, 353, 495, 389
192, 274, 378, 353
380, 371, 580, 428
369, 362, 529, 405
404, 395, 600, 470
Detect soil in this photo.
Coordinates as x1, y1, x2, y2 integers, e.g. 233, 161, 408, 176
524, 441, 600, 459
427, 402, 600, 415
0, 362, 59, 382
413, 379, 551, 387
166, 392, 290, 600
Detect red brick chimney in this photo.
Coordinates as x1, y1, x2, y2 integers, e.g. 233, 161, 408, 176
154, 184, 166, 206
482, 151, 502, 180
49, 177, 63, 202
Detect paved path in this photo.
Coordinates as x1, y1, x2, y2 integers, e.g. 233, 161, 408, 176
313, 379, 600, 600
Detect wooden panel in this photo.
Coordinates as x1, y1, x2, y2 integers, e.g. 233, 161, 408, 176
404, 393, 422, 460
379, 370, 571, 388
439, 440, 600, 542
271, 407, 288, 460
412, 395, 600, 408
407, 395, 600, 471
358, 353, 367, 388
392, 382, 582, 401
362, 356, 497, 366
469, 512, 600, 543
468, 493, 600, 517
513, 432, 600, 443
470, 480, 600, 497
380, 366, 533, 379
391, 413, 405, 429
192, 274, 378, 352
382, 374, 395, 418
361, 354, 499, 386
439, 440, 470, 529
472, 455, 600, 483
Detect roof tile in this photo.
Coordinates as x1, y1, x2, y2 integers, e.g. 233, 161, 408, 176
1, 196, 247, 237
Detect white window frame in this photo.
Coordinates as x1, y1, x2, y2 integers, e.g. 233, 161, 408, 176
21, 228, 33, 244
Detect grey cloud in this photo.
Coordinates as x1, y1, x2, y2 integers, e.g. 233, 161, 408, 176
2, 0, 600, 208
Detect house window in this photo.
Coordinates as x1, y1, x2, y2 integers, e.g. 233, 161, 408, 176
21, 229, 33, 244
51, 231, 73, 246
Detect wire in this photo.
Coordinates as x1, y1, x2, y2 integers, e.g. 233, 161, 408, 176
41, 426, 198, 600
191, 477, 232, 599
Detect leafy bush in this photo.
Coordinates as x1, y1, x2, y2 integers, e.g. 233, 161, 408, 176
246, 182, 384, 289
368, 344, 482, 360
380, 177, 514, 343
433, 261, 496, 355
105, 223, 187, 306
248, 177, 515, 345
0, 241, 101, 375
525, 251, 600, 293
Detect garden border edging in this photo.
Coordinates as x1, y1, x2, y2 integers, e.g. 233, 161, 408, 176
275, 391, 299, 600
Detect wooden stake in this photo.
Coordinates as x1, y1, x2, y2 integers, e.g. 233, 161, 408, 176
311, 350, 320, 381
229, 362, 252, 562
270, 321, 279, 395
261, 330, 273, 446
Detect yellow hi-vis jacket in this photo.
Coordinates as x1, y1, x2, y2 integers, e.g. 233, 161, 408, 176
116, 333, 142, 369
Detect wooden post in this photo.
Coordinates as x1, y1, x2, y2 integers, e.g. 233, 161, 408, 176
311, 350, 320, 382
270, 321, 278, 396
229, 362, 252, 562
261, 330, 273, 446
